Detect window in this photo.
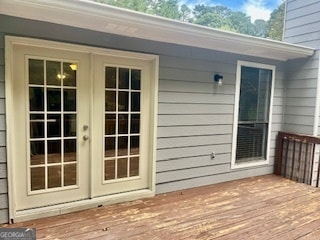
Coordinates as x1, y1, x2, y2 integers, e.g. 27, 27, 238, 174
232, 61, 275, 168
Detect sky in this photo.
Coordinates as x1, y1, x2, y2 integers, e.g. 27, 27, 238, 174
180, 0, 283, 22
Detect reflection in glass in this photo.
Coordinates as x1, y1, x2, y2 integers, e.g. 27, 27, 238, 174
30, 141, 45, 165
64, 139, 76, 162
30, 114, 44, 138
105, 67, 116, 88
105, 159, 115, 180
48, 166, 62, 188
105, 137, 115, 157
64, 114, 76, 137
117, 158, 128, 178
118, 114, 128, 134
47, 114, 61, 137
105, 114, 116, 135
47, 140, 61, 163
118, 136, 128, 156
131, 92, 140, 112
119, 68, 129, 89
105, 91, 116, 111
47, 61, 61, 86
131, 69, 141, 90
130, 157, 139, 177
131, 114, 140, 134
47, 88, 61, 111
31, 167, 45, 191
64, 164, 76, 186
63, 62, 76, 86
29, 87, 44, 111
118, 91, 129, 111
64, 89, 76, 111
29, 59, 44, 85
130, 136, 140, 155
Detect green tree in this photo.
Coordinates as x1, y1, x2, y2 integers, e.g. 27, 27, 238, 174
151, 0, 181, 20
254, 19, 267, 38
180, 4, 192, 22
94, 0, 151, 12
266, 2, 285, 40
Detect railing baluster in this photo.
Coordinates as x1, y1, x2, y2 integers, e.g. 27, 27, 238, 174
309, 143, 316, 185
290, 139, 296, 180
275, 131, 320, 188
303, 142, 309, 184
296, 140, 303, 182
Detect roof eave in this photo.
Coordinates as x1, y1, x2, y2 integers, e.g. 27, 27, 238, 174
0, 0, 315, 61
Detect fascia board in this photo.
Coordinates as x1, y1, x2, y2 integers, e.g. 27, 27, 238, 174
0, 0, 315, 61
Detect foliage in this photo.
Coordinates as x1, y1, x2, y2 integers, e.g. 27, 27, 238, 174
266, 2, 285, 40
92, 0, 285, 40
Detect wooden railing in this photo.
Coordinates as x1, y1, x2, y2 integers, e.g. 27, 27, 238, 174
275, 131, 320, 187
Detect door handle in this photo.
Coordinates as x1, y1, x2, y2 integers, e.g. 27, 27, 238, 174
83, 135, 89, 141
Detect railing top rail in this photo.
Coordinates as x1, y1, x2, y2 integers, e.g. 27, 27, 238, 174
278, 131, 320, 144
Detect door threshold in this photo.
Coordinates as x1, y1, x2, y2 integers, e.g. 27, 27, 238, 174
13, 189, 154, 223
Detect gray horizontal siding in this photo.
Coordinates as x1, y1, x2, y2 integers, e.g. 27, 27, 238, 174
284, 0, 320, 47
0, 14, 287, 222
0, 31, 7, 224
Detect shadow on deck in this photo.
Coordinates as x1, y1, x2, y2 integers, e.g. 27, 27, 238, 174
2, 174, 320, 239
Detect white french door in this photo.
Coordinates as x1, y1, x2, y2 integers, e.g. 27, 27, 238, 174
7, 37, 157, 216
11, 45, 91, 210
91, 54, 154, 197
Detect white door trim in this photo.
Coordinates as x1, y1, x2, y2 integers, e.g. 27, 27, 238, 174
5, 36, 159, 222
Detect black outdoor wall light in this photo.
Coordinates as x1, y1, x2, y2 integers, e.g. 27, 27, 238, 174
214, 74, 223, 85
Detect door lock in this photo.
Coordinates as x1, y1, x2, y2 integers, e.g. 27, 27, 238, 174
83, 125, 89, 131
83, 135, 89, 141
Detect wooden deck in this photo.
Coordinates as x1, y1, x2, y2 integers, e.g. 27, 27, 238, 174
2, 174, 320, 239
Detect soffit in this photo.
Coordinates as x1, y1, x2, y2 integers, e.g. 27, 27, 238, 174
0, 0, 315, 61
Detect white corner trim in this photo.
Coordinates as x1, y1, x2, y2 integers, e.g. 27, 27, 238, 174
313, 53, 320, 136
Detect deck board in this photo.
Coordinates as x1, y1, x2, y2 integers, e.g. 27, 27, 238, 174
2, 174, 320, 239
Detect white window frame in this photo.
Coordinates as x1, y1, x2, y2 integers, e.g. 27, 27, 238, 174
231, 60, 275, 169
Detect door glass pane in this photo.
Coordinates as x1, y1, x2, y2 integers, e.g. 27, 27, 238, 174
104, 66, 142, 182
118, 114, 128, 134
105, 67, 116, 88
64, 114, 76, 137
130, 157, 139, 177
48, 166, 62, 188
64, 164, 76, 186
29, 87, 44, 111
47, 88, 61, 111
131, 114, 140, 134
64, 89, 76, 111
29, 59, 44, 85
131, 92, 140, 112
47, 61, 61, 86
63, 62, 77, 86
47, 140, 61, 163
47, 114, 61, 137
31, 167, 45, 191
119, 68, 129, 89
105, 159, 116, 180
30, 114, 44, 138
131, 70, 141, 90
105, 137, 115, 157
30, 141, 45, 165
117, 158, 128, 178
64, 139, 76, 162
105, 114, 116, 135
130, 136, 139, 155
105, 91, 116, 111
28, 58, 78, 192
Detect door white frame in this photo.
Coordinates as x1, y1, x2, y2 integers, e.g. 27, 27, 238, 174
5, 36, 159, 222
